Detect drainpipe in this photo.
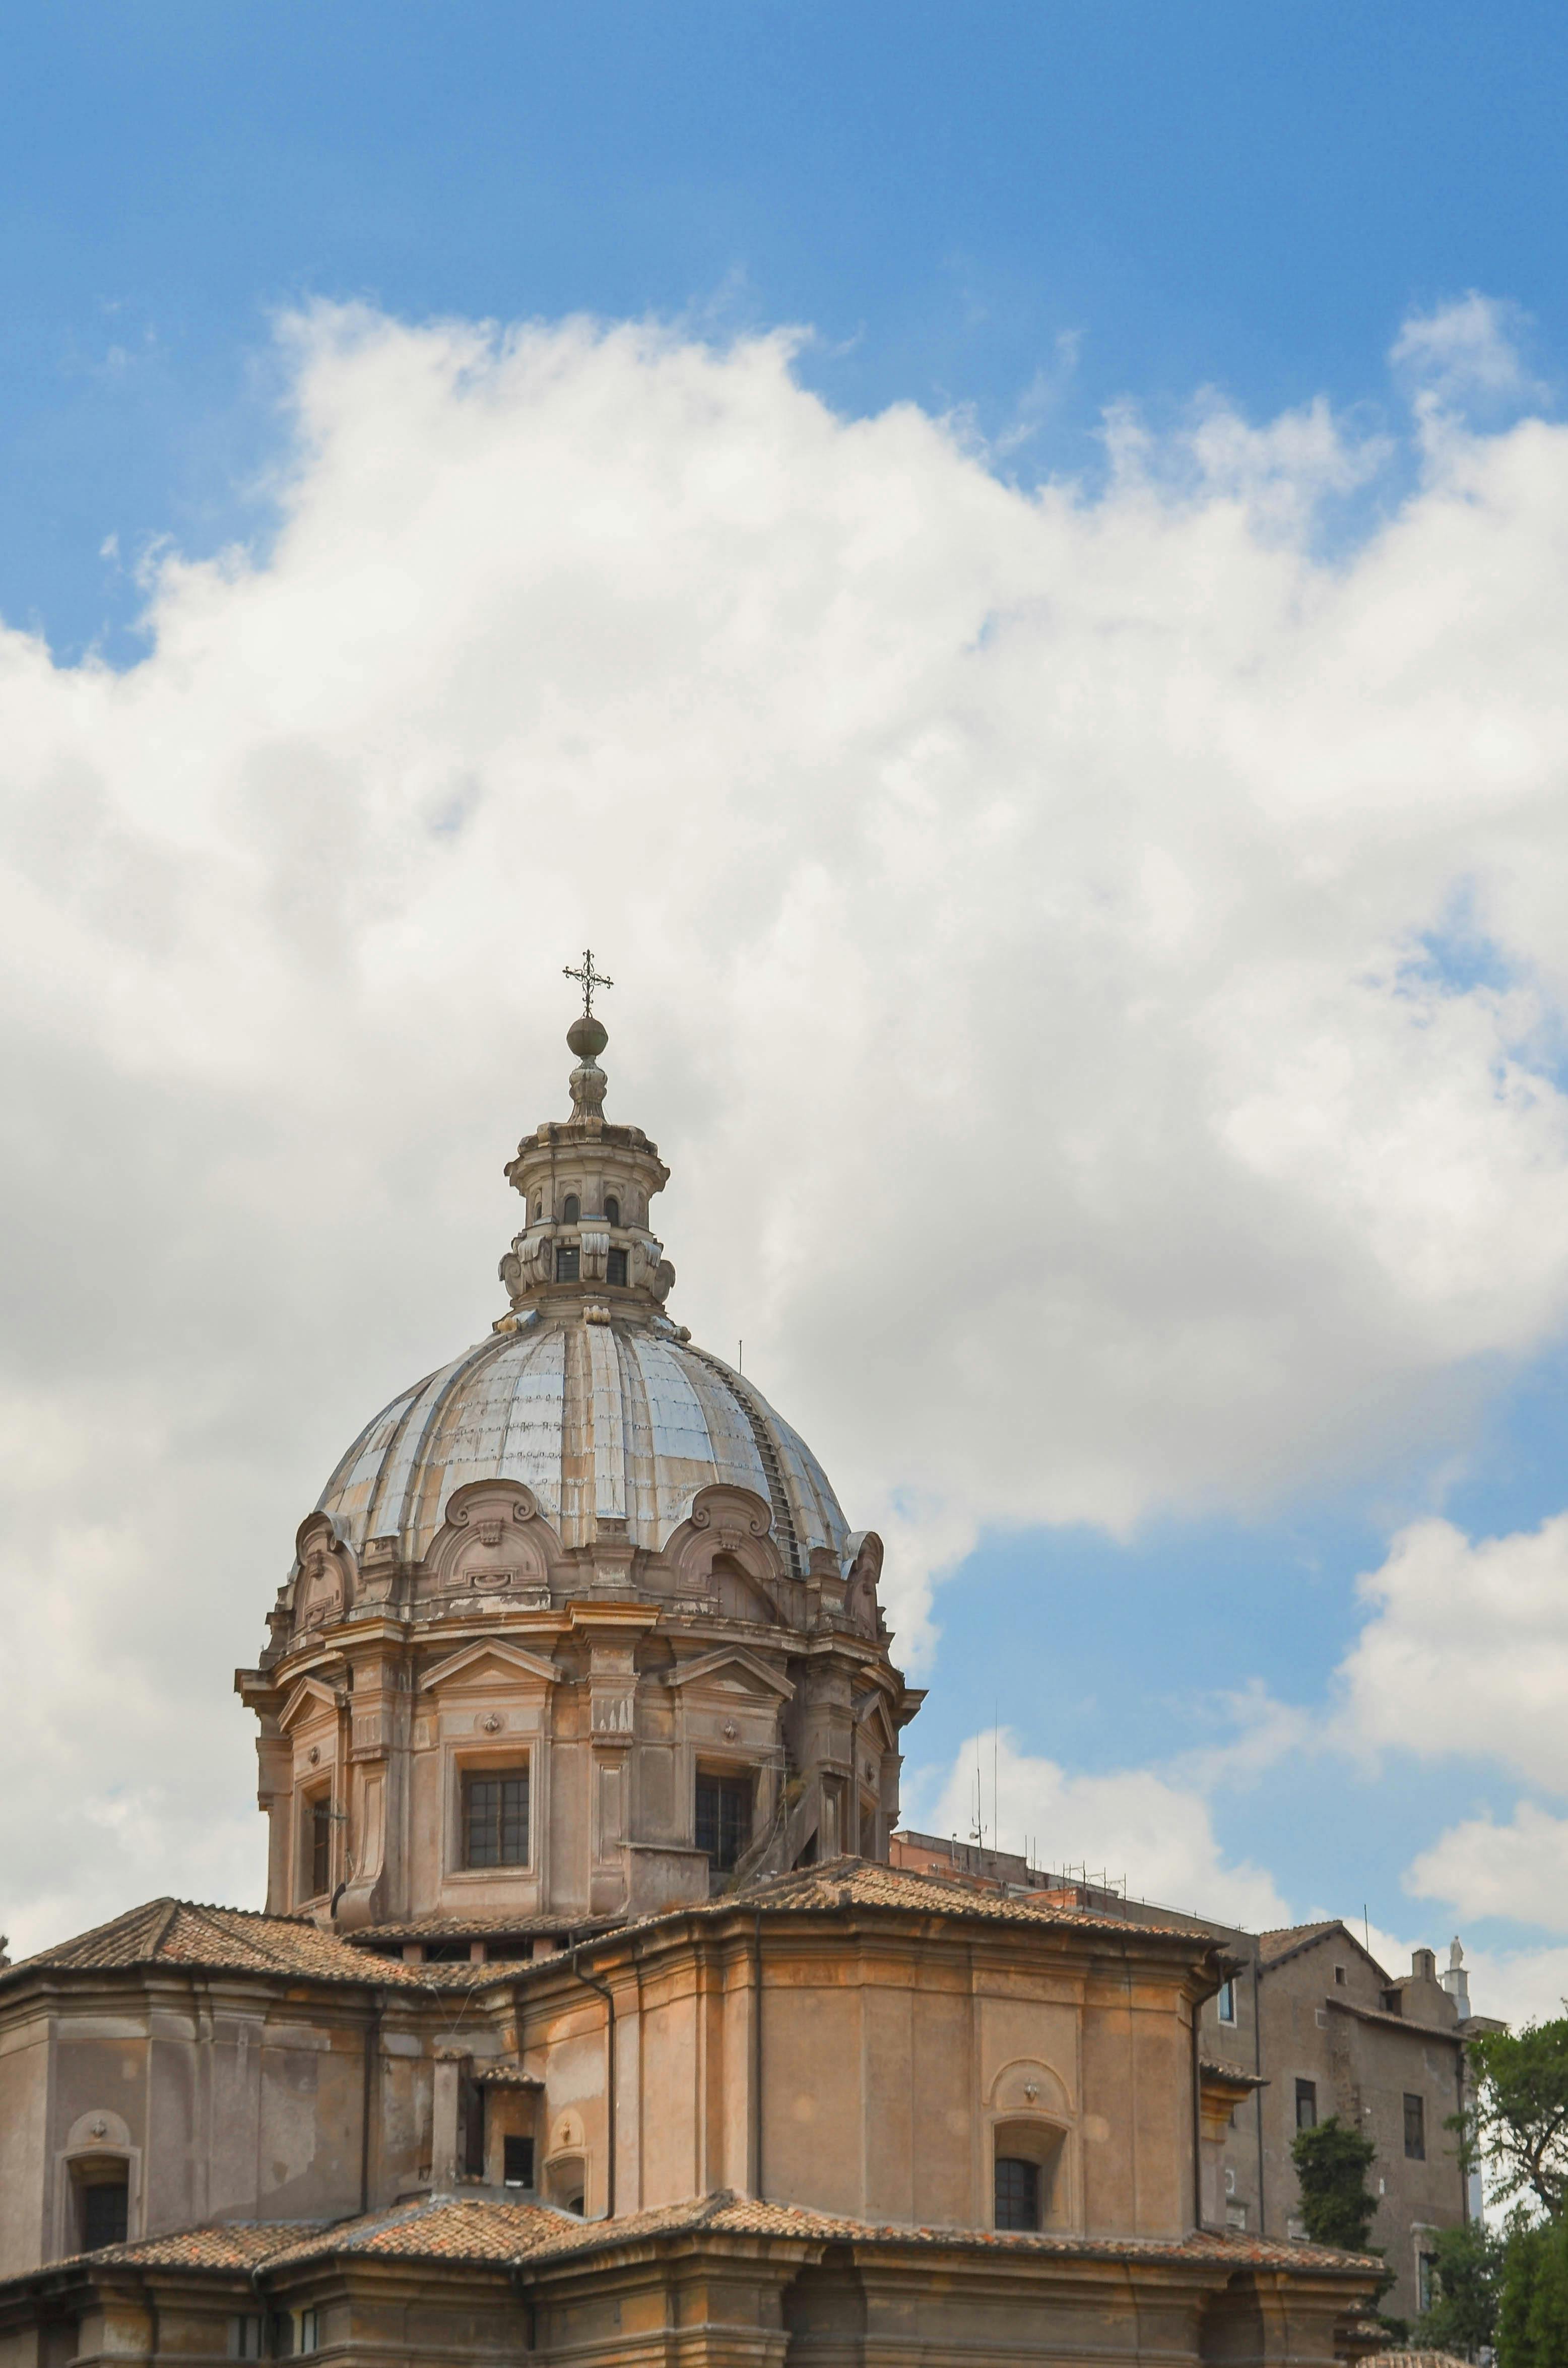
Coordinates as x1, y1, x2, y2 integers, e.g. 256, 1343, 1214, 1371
359, 1995, 383, 2213
568, 1948, 615, 2220
753, 1910, 765, 2201
1191, 1993, 1204, 2230
1253, 1950, 1266, 2234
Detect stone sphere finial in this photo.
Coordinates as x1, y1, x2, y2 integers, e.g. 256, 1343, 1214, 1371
568, 1013, 608, 1061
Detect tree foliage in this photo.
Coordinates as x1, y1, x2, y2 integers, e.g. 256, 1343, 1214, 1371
1415, 2217, 1504, 2355
1497, 2210, 1568, 2368
1464, 2020, 1568, 2217
1289, 2116, 1381, 2254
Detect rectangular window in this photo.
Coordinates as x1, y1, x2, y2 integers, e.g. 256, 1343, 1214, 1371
297, 2311, 319, 2357
695, 1771, 752, 1872
1295, 2079, 1317, 2131
310, 1798, 332, 1898
606, 1246, 628, 1287
555, 1243, 579, 1283
1335, 1965, 1347, 1986
231, 2317, 265, 2360
1216, 1978, 1236, 2024
1404, 2093, 1426, 2160
460, 2074, 486, 2179
463, 1768, 530, 1868
994, 2154, 1041, 2231
503, 2135, 535, 2189
1418, 2251, 1436, 2312
80, 2178, 128, 2250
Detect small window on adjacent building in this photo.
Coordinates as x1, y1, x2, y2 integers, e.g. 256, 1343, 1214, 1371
231, 2316, 265, 2360
1295, 2079, 1317, 2131
555, 1243, 579, 1283
606, 1247, 627, 1287
1216, 1978, 1236, 2024
503, 2135, 535, 2189
562, 1193, 580, 1224
1418, 2250, 1437, 2312
309, 1797, 332, 1899
464, 1768, 530, 1868
604, 1195, 620, 1227
695, 1771, 752, 1872
1335, 1964, 1347, 1986
1404, 2093, 1426, 2160
994, 2155, 1041, 2231
79, 2174, 129, 2251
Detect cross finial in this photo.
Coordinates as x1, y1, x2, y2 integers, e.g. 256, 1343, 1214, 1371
564, 947, 613, 1018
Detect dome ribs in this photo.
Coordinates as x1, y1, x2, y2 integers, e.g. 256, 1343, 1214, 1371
687, 1349, 804, 1579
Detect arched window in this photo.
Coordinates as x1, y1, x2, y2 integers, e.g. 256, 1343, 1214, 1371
533, 1198, 542, 1223
562, 1193, 579, 1224
605, 1195, 621, 1227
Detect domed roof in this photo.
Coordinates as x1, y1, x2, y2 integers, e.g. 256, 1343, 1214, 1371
315, 1312, 848, 1572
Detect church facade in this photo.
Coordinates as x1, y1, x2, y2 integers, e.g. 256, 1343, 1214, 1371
0, 996, 1382, 2364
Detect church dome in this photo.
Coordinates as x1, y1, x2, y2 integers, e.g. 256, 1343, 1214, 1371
311, 964, 850, 1576
315, 1314, 848, 1571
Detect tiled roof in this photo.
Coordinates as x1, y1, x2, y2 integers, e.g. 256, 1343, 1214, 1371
1257, 1921, 1342, 1965
14, 2195, 1383, 2290
695, 1858, 1206, 1941
46, 2223, 325, 2273
346, 1911, 618, 1946
0, 1901, 505, 1994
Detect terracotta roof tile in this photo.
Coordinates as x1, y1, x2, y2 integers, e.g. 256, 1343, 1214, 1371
14, 2197, 1383, 2290
50, 2223, 324, 2273
0, 1901, 505, 1995
1257, 1921, 1342, 1964
347, 1912, 618, 1945
686, 1859, 1208, 1942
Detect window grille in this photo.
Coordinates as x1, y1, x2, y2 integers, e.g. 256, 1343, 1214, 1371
464, 1770, 530, 1867
310, 1798, 332, 1898
1295, 2079, 1317, 2130
81, 2178, 128, 2250
994, 2155, 1040, 2231
1404, 2093, 1426, 2159
460, 2074, 486, 2178
555, 1244, 579, 1283
606, 1247, 628, 1287
695, 1772, 752, 1871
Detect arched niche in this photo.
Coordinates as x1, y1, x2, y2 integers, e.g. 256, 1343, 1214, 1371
665, 1485, 786, 1609
289, 1513, 359, 1639
425, 1480, 557, 1601
987, 2057, 1077, 2232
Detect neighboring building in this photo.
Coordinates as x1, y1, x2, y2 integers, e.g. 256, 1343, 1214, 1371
0, 1001, 1384, 2366
891, 1835, 1494, 2331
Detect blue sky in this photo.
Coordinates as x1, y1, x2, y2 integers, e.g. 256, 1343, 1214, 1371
7, 1, 1568, 658
5, 4, 1568, 2010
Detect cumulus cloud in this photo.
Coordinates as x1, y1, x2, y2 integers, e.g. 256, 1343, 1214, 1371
1407, 1801, 1568, 1935
1391, 291, 1544, 411
925, 1730, 1292, 1930
5, 300, 1568, 1951
1337, 1515, 1568, 1793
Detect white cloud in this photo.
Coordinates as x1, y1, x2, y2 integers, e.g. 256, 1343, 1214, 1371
1337, 1515, 1568, 1794
923, 1730, 1291, 1930
1391, 291, 1542, 409
6, 301, 1568, 1951
1407, 1802, 1568, 1936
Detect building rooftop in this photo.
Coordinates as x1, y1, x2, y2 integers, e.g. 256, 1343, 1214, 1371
20, 2191, 1384, 2286
0, 1900, 503, 1994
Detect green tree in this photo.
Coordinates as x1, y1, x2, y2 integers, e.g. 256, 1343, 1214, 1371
1415, 2216, 1504, 2355
1289, 2116, 1381, 2252
1497, 2210, 1568, 2368
1463, 2020, 1568, 2217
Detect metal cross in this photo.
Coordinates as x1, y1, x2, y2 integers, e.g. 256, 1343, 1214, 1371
563, 947, 613, 1016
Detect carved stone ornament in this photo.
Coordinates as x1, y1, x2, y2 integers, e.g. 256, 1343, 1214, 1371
480, 1712, 503, 1733
723, 1720, 739, 1742
308, 1746, 320, 1765
89, 2118, 107, 2140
